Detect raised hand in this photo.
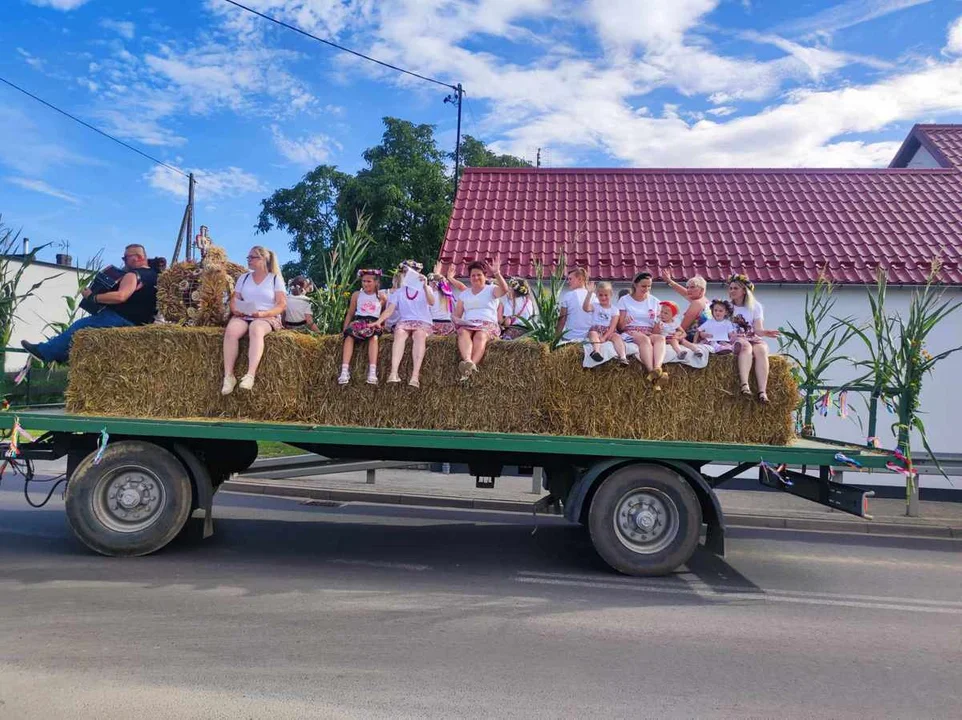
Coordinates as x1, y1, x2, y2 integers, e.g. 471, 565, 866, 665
661, 267, 672, 283
586, 280, 596, 294
490, 253, 502, 276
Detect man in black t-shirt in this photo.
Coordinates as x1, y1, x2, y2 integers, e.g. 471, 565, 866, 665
22, 244, 159, 364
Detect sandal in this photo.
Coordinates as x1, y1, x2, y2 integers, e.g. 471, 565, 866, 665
408, 378, 420, 389
758, 391, 770, 404
740, 382, 752, 396
656, 368, 669, 386
238, 374, 255, 391
387, 375, 401, 384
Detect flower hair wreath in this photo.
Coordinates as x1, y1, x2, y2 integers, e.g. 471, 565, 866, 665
728, 273, 755, 291
357, 268, 383, 278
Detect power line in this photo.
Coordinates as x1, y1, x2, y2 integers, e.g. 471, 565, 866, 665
222, 0, 457, 91
0, 75, 189, 178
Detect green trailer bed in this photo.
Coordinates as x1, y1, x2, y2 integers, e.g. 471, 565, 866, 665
0, 408, 893, 576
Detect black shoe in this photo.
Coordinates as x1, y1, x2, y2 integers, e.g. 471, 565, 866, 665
589, 351, 603, 362
21, 340, 45, 363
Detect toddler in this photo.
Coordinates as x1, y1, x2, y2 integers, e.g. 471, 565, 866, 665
694, 299, 737, 354
655, 300, 700, 359
582, 281, 628, 364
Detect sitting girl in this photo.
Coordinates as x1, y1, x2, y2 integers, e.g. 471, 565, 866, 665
501, 277, 536, 340
284, 276, 320, 333
373, 261, 435, 388
338, 269, 386, 385
428, 267, 457, 336
582, 281, 628, 364
655, 300, 700, 359
693, 299, 737, 355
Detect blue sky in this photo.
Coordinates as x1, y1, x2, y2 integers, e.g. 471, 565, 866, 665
2, 0, 962, 268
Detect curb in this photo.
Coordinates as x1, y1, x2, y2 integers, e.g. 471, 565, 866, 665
219, 481, 962, 540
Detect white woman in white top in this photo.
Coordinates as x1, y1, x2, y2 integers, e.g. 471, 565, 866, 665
617, 271, 668, 387
453, 257, 510, 379
222, 245, 287, 394
373, 260, 435, 388
728, 274, 780, 403
501, 277, 536, 340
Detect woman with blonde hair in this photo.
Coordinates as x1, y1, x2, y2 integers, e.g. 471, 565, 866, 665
728, 273, 779, 403
221, 245, 286, 394
661, 269, 709, 336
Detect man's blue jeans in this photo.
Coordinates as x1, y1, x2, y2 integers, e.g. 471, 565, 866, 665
33, 309, 134, 363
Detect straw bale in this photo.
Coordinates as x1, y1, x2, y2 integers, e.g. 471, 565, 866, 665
542, 344, 796, 445
65, 325, 796, 444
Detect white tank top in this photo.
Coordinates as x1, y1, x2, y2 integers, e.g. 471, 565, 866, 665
354, 290, 382, 319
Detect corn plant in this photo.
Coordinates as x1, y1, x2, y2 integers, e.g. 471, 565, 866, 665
777, 274, 859, 436
844, 262, 962, 515
308, 212, 373, 334
514, 252, 568, 349
0, 219, 59, 367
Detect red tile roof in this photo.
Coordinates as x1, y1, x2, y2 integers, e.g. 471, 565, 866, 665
442, 126, 962, 285
891, 124, 962, 170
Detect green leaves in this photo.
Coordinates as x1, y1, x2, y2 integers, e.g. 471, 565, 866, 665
0, 217, 59, 356
308, 212, 374, 335
514, 253, 569, 349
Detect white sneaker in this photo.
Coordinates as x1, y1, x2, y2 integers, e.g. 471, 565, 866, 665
338, 368, 350, 385
366, 369, 377, 385
238, 374, 255, 391
221, 375, 237, 395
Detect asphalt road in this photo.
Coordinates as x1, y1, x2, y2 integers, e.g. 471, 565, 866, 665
1, 476, 960, 719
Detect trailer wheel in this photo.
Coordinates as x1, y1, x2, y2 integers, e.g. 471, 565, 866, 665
65, 440, 192, 557
588, 464, 701, 576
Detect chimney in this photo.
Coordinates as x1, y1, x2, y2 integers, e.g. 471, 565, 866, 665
22, 237, 29, 255
56, 253, 73, 266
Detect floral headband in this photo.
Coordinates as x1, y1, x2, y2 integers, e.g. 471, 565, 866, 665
710, 298, 734, 316
357, 268, 383, 278
728, 273, 755, 291
507, 277, 529, 296
397, 260, 423, 274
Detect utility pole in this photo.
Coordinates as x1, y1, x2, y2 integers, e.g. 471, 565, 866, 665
185, 173, 196, 262
446, 83, 464, 198
536, 147, 541, 168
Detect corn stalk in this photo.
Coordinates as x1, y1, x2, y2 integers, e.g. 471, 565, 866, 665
514, 252, 568, 349
308, 212, 373, 334
843, 262, 962, 516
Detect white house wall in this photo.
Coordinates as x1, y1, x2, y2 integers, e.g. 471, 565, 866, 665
6, 261, 81, 371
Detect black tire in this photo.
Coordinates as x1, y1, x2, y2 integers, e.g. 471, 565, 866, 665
65, 440, 193, 557
588, 464, 702, 576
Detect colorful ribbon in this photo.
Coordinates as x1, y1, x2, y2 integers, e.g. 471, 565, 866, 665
834, 452, 862, 469
14, 359, 31, 386
816, 391, 832, 417
93, 427, 109, 465
4, 417, 22, 458
761, 459, 792, 487
837, 391, 848, 419
866, 436, 881, 449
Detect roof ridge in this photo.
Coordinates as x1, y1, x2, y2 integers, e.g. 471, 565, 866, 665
461, 166, 959, 175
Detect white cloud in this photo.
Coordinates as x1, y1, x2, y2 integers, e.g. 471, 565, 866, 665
271, 125, 341, 166
100, 19, 136, 40
7, 177, 80, 204
946, 16, 962, 55
16, 48, 45, 71
777, 0, 933, 39
144, 165, 265, 201
26, 0, 91, 9
0, 106, 95, 174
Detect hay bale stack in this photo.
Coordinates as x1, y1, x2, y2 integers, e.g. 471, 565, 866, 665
65, 325, 797, 444
543, 344, 796, 445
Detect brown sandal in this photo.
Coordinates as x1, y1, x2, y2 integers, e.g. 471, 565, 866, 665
758, 391, 770, 404
740, 382, 752, 396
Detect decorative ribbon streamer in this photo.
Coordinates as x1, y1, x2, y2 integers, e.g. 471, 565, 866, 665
816, 391, 832, 417
13, 359, 31, 386
867, 436, 881, 449
886, 461, 915, 477
837, 391, 848, 419
880, 394, 896, 414
834, 452, 862, 469
93, 427, 110, 465
4, 417, 22, 458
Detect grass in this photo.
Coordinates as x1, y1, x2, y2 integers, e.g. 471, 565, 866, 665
256, 441, 306, 458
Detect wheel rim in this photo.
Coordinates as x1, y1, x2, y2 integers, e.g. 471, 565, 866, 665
612, 487, 679, 555
91, 465, 167, 534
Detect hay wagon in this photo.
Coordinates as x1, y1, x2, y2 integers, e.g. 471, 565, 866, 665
0, 409, 890, 576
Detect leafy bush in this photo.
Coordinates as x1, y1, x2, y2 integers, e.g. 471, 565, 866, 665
514, 254, 568, 349
308, 213, 373, 334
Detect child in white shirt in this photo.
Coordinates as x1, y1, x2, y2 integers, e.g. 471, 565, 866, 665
582, 281, 628, 364
694, 299, 737, 354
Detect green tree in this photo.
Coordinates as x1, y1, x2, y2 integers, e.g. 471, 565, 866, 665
336, 117, 452, 272
256, 165, 350, 279
458, 135, 532, 168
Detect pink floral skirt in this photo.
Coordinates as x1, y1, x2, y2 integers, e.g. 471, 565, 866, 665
733, 334, 766, 353
588, 324, 610, 336
456, 320, 501, 338
432, 319, 456, 336
501, 325, 526, 340
624, 325, 652, 336
396, 320, 434, 334
343, 317, 382, 340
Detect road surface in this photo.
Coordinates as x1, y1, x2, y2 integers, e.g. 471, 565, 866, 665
1, 477, 960, 719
